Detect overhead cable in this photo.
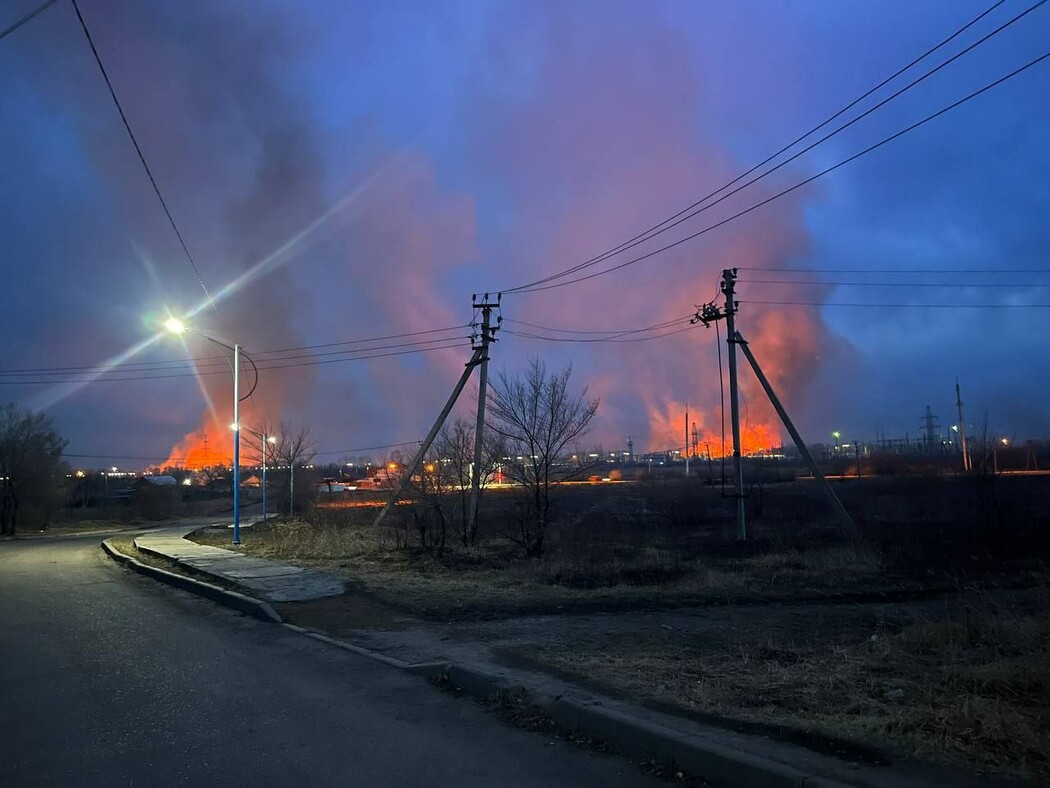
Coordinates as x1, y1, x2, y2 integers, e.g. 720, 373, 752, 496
0, 325, 468, 376
501, 48, 1050, 295
0, 341, 472, 385
0, 0, 59, 41
499, 0, 1025, 294
70, 0, 217, 314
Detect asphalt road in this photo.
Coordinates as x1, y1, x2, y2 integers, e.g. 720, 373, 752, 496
0, 533, 664, 787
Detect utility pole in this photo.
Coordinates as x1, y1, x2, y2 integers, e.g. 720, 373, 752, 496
693, 269, 854, 541
684, 405, 690, 478
955, 378, 971, 472
693, 269, 745, 539
722, 270, 746, 540
468, 293, 500, 540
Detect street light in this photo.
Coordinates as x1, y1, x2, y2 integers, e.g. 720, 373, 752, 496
243, 427, 278, 522
165, 317, 257, 545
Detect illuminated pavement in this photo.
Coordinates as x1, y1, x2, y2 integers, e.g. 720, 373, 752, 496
0, 533, 664, 787
135, 526, 345, 602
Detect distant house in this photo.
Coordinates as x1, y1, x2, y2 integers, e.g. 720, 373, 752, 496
136, 475, 177, 489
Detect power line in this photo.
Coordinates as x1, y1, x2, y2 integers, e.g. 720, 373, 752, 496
64, 452, 190, 462
0, 341, 472, 385
498, 0, 1021, 294
739, 299, 1050, 308
504, 325, 698, 344
738, 279, 1049, 288
0, 0, 58, 41
0, 335, 471, 379
69, 0, 217, 314
738, 267, 1050, 274
503, 48, 1050, 295
503, 314, 691, 335
249, 325, 468, 356
0, 325, 468, 376
314, 441, 422, 457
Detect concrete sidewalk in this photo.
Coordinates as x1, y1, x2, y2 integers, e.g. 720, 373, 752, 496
134, 524, 344, 603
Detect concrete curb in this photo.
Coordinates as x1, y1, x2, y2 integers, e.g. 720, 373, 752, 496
101, 538, 282, 623
99, 537, 912, 788
408, 661, 857, 787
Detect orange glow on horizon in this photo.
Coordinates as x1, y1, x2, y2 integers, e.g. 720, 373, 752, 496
646, 398, 780, 458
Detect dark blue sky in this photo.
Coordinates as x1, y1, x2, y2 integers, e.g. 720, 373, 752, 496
2, 0, 1048, 467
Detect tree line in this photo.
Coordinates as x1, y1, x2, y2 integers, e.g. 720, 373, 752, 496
0, 403, 67, 536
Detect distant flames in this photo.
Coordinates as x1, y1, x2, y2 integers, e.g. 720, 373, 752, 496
164, 415, 234, 469
163, 399, 264, 469
641, 300, 823, 457
646, 398, 781, 457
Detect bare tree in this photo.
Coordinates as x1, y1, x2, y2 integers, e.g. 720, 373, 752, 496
0, 403, 68, 535
274, 423, 317, 516
400, 454, 455, 554
431, 417, 506, 546
488, 358, 599, 556
243, 420, 281, 468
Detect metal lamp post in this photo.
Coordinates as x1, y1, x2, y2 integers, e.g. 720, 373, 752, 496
165, 317, 256, 545
262, 434, 276, 521
243, 427, 277, 522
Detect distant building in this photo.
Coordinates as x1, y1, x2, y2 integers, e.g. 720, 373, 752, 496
136, 475, 177, 488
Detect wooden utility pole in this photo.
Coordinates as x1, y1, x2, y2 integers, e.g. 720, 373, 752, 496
468, 293, 500, 539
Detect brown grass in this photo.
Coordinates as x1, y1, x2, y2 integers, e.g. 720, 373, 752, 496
521, 591, 1050, 780
185, 477, 1050, 779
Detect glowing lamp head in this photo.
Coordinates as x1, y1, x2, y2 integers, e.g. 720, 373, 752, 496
267, 436, 278, 444
164, 317, 186, 335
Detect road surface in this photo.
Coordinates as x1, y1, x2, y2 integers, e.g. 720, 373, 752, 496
0, 533, 664, 787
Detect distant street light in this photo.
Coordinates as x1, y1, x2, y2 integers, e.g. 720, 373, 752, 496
244, 427, 278, 522
165, 317, 257, 545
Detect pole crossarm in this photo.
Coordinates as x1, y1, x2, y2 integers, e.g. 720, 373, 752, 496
470, 292, 503, 355
691, 267, 738, 328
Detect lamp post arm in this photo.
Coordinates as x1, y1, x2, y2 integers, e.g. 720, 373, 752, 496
184, 327, 259, 401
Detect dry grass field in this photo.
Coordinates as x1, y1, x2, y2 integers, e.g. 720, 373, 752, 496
191, 473, 1050, 780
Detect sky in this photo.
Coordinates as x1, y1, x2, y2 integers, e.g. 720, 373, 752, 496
1, 0, 1048, 468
